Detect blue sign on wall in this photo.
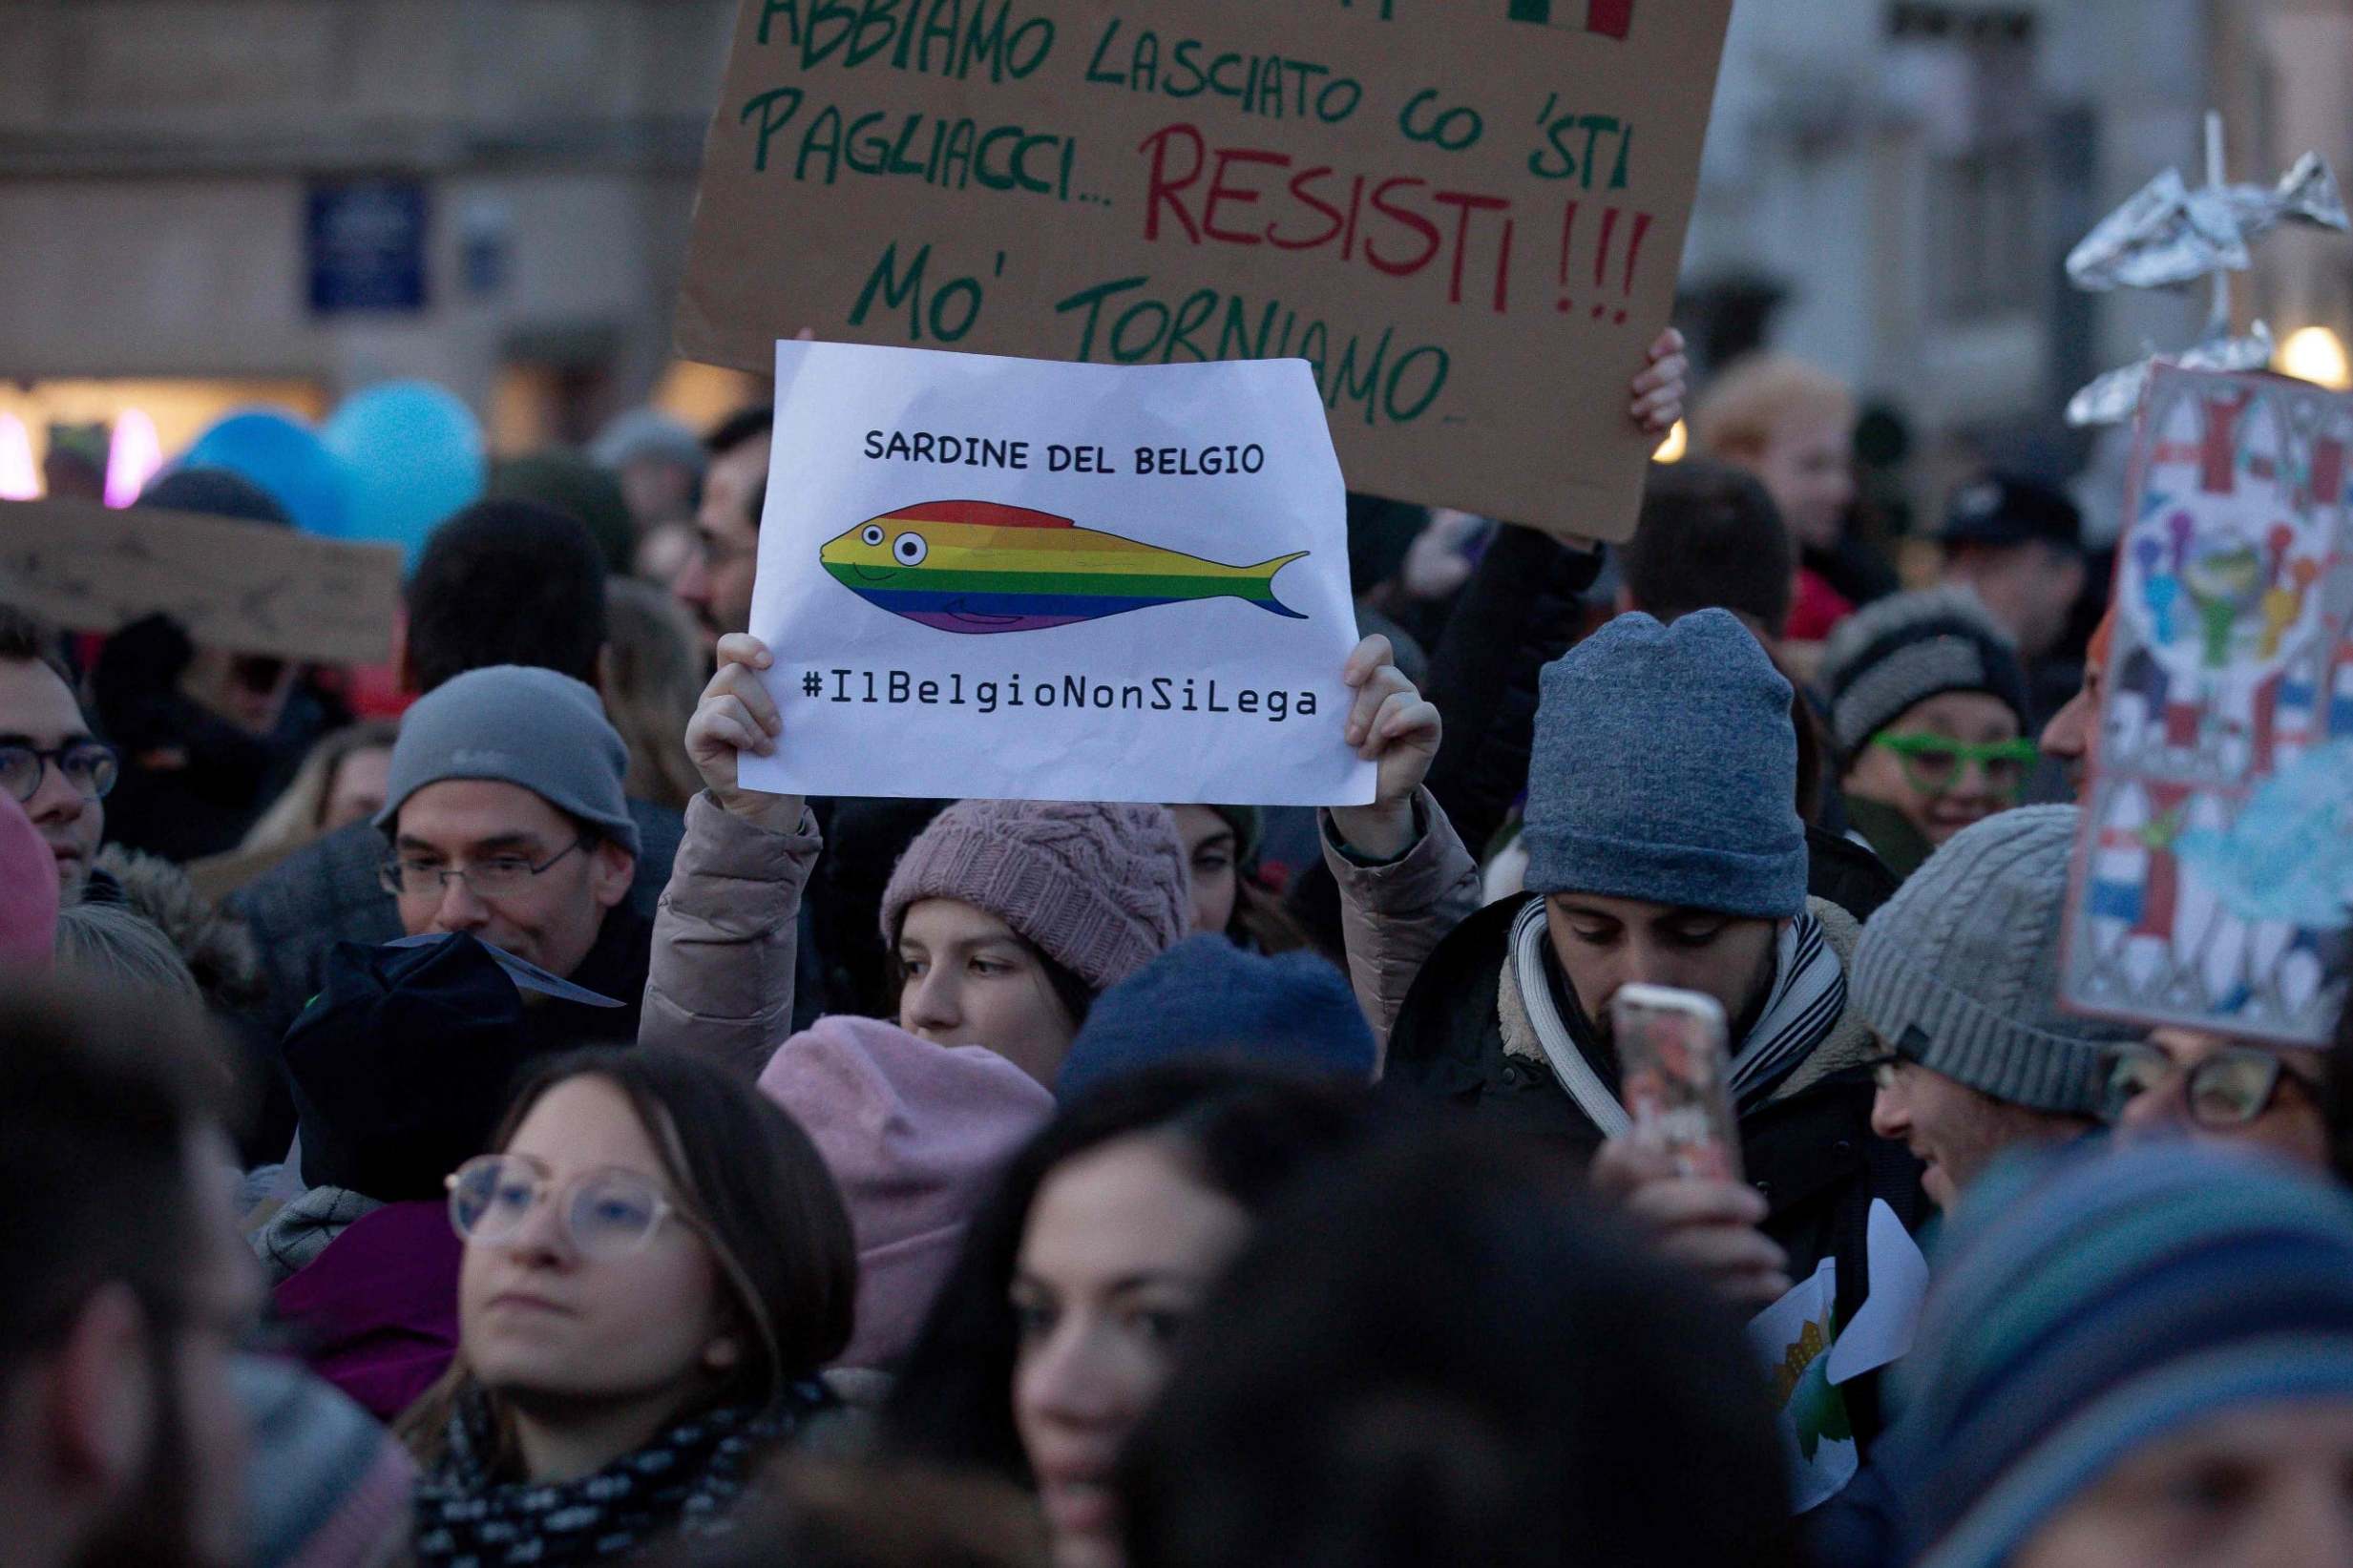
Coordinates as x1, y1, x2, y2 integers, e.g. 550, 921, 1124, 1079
306, 179, 429, 315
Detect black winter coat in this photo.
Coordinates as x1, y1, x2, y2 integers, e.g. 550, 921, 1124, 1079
1381, 894, 1926, 1451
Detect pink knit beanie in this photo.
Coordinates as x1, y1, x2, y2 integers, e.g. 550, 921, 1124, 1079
878, 800, 1190, 992
759, 1014, 1056, 1369
0, 793, 57, 971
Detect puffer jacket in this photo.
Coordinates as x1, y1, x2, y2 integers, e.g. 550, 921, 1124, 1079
640, 791, 825, 1078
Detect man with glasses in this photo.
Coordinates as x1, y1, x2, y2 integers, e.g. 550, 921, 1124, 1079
1820, 588, 2036, 880
2104, 1028, 2334, 1173
1851, 806, 2142, 1208
373, 663, 650, 1041
0, 605, 115, 904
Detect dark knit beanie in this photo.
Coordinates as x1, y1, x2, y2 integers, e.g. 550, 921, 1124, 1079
1881, 1143, 2353, 1568
1522, 610, 1808, 919
1817, 588, 2030, 758
1056, 935, 1375, 1101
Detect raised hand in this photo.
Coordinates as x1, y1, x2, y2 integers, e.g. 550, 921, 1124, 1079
684, 634, 804, 831
1329, 633, 1441, 861
1630, 326, 1688, 435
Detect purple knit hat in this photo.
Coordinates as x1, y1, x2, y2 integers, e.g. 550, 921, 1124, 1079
760, 1014, 1056, 1369
878, 800, 1190, 993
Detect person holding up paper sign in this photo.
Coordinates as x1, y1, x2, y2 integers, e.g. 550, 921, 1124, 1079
641, 625, 1439, 1089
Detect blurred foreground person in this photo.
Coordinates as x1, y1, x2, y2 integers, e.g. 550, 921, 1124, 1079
666, 1458, 1050, 1568
397, 1046, 856, 1566
882, 1065, 1372, 1568
2105, 1026, 2334, 1174
1880, 1143, 2353, 1568
1118, 1127, 1796, 1568
0, 983, 261, 1568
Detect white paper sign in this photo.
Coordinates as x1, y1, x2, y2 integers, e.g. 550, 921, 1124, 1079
742, 341, 1375, 806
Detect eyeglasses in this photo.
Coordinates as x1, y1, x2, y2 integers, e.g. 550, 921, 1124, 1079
379, 837, 588, 900
0, 741, 120, 805
1870, 733, 2039, 801
446, 1153, 697, 1259
2100, 1041, 2325, 1128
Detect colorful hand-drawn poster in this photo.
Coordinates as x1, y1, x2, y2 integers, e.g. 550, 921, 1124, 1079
677, 0, 1736, 544
2060, 365, 2353, 1046
737, 339, 1375, 805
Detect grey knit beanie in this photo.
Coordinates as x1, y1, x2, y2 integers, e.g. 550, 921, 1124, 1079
374, 665, 641, 857
1849, 805, 2137, 1113
1522, 610, 1808, 918
879, 800, 1190, 993
1817, 587, 2029, 758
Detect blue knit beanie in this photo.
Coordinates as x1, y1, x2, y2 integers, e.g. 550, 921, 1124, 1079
1880, 1143, 2353, 1568
1521, 609, 1807, 917
1055, 935, 1376, 1101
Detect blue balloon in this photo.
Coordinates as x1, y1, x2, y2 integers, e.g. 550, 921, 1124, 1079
181, 411, 349, 536
322, 382, 487, 565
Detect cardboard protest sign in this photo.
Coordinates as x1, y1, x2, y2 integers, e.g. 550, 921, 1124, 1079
2060, 365, 2353, 1046
0, 498, 403, 666
738, 340, 1375, 805
678, 0, 1735, 543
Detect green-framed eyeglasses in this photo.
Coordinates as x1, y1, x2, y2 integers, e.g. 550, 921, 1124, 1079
1869, 733, 2038, 801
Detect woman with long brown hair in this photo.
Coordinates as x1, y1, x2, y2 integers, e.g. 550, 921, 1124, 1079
396, 1046, 856, 1566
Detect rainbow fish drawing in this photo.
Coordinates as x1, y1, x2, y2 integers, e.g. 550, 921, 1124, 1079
819, 499, 1309, 635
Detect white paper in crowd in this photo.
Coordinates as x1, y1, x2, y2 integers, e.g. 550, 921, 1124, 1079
1825, 1200, 1929, 1387
1747, 1257, 1859, 1514
741, 341, 1374, 806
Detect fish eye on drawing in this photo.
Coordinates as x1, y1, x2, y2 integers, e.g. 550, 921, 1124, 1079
861, 524, 884, 546
893, 532, 929, 565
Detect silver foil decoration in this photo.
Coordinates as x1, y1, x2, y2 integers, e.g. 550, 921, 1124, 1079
2066, 321, 2275, 429
2067, 118, 2348, 427
2069, 155, 2346, 293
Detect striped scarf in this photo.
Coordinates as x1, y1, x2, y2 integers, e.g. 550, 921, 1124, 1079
1507, 898, 1847, 1137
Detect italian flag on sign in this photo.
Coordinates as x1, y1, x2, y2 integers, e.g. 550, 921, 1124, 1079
1505, 0, 1636, 38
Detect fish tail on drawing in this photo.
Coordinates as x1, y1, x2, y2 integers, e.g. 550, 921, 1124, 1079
1245, 551, 1311, 619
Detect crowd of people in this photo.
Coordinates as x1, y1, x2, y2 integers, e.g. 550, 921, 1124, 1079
5, 331, 2352, 1568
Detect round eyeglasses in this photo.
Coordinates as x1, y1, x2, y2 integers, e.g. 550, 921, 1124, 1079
2100, 1041, 2324, 1128
1, 741, 119, 805
446, 1153, 696, 1259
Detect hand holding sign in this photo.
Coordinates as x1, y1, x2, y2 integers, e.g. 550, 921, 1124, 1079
685, 634, 804, 832
1330, 634, 1441, 860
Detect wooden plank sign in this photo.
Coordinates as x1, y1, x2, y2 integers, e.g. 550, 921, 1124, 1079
0, 497, 404, 666
677, 0, 1736, 543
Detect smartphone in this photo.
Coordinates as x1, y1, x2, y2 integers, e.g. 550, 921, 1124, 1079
1610, 983, 1742, 1183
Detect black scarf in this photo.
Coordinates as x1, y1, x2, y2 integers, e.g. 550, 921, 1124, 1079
412, 1384, 826, 1566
